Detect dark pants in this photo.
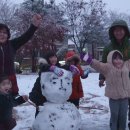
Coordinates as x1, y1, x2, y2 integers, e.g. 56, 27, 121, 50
128, 99, 130, 129
109, 98, 128, 130
0, 118, 16, 130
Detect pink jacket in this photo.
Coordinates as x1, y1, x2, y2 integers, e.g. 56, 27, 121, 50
91, 50, 130, 99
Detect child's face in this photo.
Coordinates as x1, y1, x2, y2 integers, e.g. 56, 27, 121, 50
49, 56, 57, 65
113, 57, 124, 69
113, 27, 125, 41
0, 79, 12, 94
0, 28, 8, 43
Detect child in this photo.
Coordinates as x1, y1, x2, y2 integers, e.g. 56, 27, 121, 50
0, 14, 42, 96
98, 20, 130, 129
65, 50, 89, 108
29, 51, 79, 117
83, 50, 130, 130
0, 74, 28, 130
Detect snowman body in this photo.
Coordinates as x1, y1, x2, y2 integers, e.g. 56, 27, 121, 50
32, 69, 81, 130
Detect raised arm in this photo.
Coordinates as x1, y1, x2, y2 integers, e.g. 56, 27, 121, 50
10, 14, 42, 50
83, 53, 109, 75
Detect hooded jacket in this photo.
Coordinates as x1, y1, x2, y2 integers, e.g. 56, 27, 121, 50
92, 50, 130, 99
99, 20, 130, 80
0, 24, 37, 75
103, 20, 130, 62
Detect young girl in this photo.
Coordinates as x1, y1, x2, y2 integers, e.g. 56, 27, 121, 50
83, 50, 130, 130
29, 51, 79, 117
65, 50, 89, 108
0, 74, 28, 130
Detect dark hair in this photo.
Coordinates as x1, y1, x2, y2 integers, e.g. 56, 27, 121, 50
0, 74, 9, 84
112, 51, 123, 60
45, 51, 57, 64
0, 23, 10, 39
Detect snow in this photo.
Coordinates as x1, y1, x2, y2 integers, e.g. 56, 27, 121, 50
13, 73, 129, 130
33, 102, 81, 130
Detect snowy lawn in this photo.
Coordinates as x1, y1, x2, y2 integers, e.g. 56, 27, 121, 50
13, 73, 128, 130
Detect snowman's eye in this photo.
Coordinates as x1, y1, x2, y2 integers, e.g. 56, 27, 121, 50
53, 77, 58, 80
42, 85, 45, 89
65, 77, 70, 80
53, 82, 56, 84
67, 83, 70, 85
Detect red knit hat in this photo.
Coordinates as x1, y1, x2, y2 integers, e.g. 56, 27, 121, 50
65, 50, 76, 60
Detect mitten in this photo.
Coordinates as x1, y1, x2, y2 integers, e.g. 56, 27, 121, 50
80, 52, 86, 60
83, 53, 93, 64
50, 65, 64, 76
80, 48, 88, 60
69, 65, 80, 75
84, 68, 90, 77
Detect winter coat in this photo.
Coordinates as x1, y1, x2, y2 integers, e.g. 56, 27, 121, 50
0, 24, 37, 75
65, 52, 86, 100
0, 92, 25, 129
69, 65, 84, 100
92, 50, 130, 99
29, 77, 47, 106
99, 20, 130, 80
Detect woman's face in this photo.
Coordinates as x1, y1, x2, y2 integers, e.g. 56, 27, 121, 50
113, 27, 126, 41
0, 29, 8, 44
49, 56, 58, 65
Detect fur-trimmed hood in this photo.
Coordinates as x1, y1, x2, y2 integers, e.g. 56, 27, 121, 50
107, 50, 123, 65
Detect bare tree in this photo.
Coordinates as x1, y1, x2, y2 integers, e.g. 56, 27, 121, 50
60, 0, 107, 54
0, 0, 17, 29
14, 0, 68, 72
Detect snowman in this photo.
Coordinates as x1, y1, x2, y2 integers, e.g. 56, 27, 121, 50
32, 69, 81, 130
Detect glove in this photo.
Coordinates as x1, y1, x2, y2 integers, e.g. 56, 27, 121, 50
80, 48, 88, 60
84, 68, 90, 77
83, 53, 93, 64
69, 65, 80, 75
99, 79, 105, 87
80, 52, 86, 60
50, 66, 64, 76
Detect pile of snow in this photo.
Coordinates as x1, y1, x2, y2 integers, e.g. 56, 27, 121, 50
13, 73, 129, 130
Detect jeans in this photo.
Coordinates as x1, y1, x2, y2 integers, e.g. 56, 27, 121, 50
109, 98, 128, 130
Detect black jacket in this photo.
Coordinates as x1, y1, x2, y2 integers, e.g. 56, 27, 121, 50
0, 24, 37, 75
0, 93, 25, 123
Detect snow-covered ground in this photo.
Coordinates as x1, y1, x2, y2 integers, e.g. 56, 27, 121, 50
13, 73, 128, 130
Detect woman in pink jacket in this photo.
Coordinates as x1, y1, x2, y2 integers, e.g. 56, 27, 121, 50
83, 50, 130, 130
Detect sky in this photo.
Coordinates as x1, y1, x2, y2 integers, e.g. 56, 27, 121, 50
10, 0, 130, 14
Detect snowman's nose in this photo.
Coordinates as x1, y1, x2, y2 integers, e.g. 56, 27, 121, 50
61, 79, 63, 87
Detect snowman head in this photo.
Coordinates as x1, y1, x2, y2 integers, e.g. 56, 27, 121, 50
40, 69, 72, 103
